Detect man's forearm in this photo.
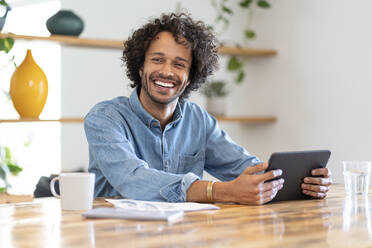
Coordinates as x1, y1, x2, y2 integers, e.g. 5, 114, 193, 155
186, 180, 235, 203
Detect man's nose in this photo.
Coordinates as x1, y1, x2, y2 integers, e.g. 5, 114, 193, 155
160, 61, 174, 77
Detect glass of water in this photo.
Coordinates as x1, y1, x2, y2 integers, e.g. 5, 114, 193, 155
343, 161, 371, 195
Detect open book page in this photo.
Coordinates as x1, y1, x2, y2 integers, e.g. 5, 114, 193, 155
82, 207, 185, 222
106, 199, 220, 212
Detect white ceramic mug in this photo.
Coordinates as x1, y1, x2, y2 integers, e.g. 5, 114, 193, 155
50, 173, 95, 210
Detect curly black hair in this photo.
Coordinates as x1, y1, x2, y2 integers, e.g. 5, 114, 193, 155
122, 12, 219, 101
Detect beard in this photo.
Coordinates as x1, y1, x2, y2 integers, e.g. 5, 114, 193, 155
140, 71, 188, 105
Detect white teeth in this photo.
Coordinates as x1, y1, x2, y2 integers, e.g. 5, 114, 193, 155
154, 81, 174, 88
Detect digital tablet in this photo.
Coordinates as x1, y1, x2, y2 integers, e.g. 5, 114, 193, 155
266, 150, 331, 203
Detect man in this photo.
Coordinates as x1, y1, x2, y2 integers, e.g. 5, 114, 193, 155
84, 13, 332, 205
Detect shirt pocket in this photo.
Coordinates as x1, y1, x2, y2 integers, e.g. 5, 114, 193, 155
178, 151, 205, 177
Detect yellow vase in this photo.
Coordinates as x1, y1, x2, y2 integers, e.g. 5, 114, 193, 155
10, 49, 48, 118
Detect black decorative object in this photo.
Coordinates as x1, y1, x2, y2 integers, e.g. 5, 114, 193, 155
46, 10, 84, 36
34, 175, 59, 198
0, 5, 10, 31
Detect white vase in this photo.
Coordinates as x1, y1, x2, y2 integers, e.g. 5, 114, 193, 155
206, 97, 227, 116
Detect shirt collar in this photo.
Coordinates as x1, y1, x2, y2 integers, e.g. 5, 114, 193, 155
129, 88, 184, 127
172, 101, 183, 123
129, 88, 155, 127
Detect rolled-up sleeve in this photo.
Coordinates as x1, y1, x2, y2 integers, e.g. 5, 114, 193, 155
84, 111, 199, 202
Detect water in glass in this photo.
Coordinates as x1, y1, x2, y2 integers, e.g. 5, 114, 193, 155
343, 171, 370, 195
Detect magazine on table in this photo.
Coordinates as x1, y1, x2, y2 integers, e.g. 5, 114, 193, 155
105, 199, 220, 212
82, 199, 219, 222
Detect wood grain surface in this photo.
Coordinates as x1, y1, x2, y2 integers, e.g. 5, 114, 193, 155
0, 33, 277, 56
0, 193, 34, 204
0, 184, 370, 247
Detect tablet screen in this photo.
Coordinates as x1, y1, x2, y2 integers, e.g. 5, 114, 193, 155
266, 150, 331, 203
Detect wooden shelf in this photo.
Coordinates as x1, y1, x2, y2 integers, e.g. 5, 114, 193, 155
217, 47, 276, 56
213, 116, 276, 123
0, 118, 84, 123
0, 33, 277, 56
0, 33, 122, 49
0, 116, 276, 124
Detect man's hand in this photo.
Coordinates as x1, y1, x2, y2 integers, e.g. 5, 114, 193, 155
227, 162, 284, 205
301, 168, 332, 198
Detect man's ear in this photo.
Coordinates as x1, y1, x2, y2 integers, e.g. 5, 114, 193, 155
139, 67, 143, 77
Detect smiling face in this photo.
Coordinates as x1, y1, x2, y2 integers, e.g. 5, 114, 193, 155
139, 31, 192, 107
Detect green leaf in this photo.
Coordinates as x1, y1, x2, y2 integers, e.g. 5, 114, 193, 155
245, 30, 256, 39
222, 6, 233, 14
4, 37, 14, 53
236, 70, 245, 83
0, 166, 6, 180
24, 140, 31, 147
216, 14, 223, 23
257, 0, 270, 8
239, 0, 252, 8
12, 55, 17, 68
227, 56, 242, 71
0, 0, 8, 7
4, 146, 11, 163
7, 163, 22, 176
0, 37, 15, 53
207, 25, 214, 31
0, 187, 7, 193
0, 39, 4, 51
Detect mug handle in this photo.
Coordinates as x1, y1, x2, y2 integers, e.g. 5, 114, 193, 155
50, 177, 60, 198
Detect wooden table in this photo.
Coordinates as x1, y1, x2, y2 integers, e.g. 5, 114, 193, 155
0, 184, 371, 247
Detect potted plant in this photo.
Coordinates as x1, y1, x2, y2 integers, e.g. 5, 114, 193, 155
202, 80, 229, 116
0, 145, 33, 203
209, 0, 272, 83
0, 145, 23, 193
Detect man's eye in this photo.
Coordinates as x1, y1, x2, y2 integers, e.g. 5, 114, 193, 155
175, 63, 185, 68
152, 58, 162, 62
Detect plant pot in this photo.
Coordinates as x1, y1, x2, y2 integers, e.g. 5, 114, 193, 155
206, 96, 227, 116
0, 5, 11, 31
10, 49, 48, 118
46, 10, 84, 36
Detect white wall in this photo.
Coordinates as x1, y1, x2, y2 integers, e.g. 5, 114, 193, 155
60, 0, 372, 183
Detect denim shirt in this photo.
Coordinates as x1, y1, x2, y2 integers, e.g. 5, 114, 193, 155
84, 89, 261, 202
